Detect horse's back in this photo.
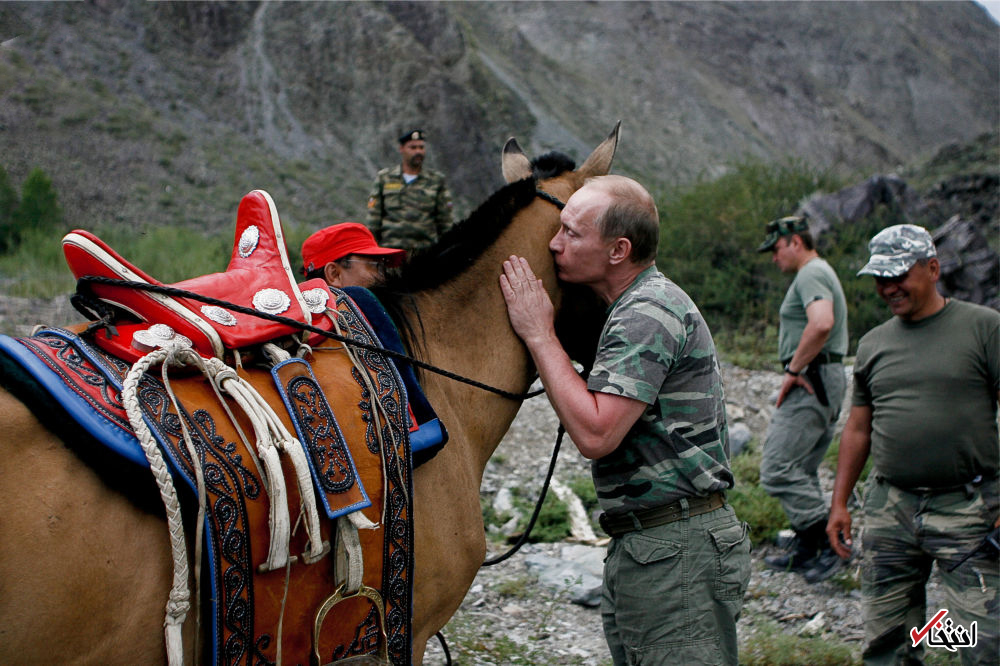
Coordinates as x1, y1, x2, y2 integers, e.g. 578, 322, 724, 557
0, 386, 174, 664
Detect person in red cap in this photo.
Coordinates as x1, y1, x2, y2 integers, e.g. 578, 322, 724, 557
301, 222, 406, 288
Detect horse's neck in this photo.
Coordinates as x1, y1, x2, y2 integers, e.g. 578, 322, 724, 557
409, 199, 563, 472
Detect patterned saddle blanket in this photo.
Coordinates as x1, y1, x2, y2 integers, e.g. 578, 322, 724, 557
0, 288, 432, 665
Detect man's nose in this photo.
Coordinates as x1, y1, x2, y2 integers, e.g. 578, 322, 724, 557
549, 231, 562, 252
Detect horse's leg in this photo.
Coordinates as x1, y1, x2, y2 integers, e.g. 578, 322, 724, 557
409, 437, 488, 665
0, 387, 180, 664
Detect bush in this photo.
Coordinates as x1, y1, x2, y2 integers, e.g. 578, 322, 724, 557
655, 159, 896, 359
0, 165, 18, 252
728, 443, 789, 545
13, 167, 63, 238
520, 492, 572, 543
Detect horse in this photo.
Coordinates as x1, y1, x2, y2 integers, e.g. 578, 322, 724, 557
0, 124, 619, 664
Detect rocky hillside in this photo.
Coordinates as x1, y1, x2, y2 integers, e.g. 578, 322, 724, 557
0, 1, 996, 233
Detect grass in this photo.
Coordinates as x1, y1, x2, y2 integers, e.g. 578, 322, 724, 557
740, 619, 859, 665
728, 441, 790, 545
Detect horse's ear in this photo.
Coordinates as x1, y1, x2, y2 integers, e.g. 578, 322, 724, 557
577, 121, 621, 179
502, 138, 534, 183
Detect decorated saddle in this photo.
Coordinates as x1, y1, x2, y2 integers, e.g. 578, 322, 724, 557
0, 190, 447, 665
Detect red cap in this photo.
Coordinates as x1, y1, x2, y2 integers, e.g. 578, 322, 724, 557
301, 223, 406, 274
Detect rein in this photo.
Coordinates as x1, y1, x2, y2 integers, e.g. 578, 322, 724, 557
73, 275, 543, 402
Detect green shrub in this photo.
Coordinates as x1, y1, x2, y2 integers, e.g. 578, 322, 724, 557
567, 474, 599, 516
520, 492, 572, 543
729, 482, 788, 545
11, 167, 63, 242
0, 165, 18, 253
728, 443, 789, 544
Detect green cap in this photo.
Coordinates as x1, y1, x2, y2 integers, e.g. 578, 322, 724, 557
757, 216, 810, 252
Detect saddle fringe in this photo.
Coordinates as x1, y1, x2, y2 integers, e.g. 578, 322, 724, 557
121, 342, 326, 665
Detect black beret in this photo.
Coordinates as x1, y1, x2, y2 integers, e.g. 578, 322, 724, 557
398, 129, 425, 144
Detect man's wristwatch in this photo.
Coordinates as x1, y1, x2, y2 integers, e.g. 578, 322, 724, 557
783, 363, 800, 376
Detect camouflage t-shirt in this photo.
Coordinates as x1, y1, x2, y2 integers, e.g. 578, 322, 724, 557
365, 165, 454, 252
587, 266, 734, 515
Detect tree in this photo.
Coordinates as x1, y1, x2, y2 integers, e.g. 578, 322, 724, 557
0, 165, 19, 253
12, 167, 63, 240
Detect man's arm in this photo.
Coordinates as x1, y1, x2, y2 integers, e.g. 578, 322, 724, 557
776, 298, 834, 407
826, 404, 873, 559
500, 256, 647, 459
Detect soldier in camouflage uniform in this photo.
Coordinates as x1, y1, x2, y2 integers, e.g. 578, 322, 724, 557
501, 175, 750, 665
827, 225, 999, 665
365, 129, 453, 253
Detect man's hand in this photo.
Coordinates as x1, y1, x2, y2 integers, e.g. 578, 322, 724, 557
826, 505, 854, 559
775, 371, 814, 408
500, 256, 555, 345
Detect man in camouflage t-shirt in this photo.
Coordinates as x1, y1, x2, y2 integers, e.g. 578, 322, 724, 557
365, 129, 453, 253
501, 175, 750, 665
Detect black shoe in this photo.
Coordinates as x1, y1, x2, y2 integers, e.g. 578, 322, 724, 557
764, 535, 817, 572
803, 547, 844, 583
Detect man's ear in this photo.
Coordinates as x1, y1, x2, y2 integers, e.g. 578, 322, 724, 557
323, 262, 343, 288
927, 256, 941, 281
608, 238, 632, 265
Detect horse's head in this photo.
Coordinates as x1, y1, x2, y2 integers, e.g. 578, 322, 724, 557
373, 123, 620, 376
499, 123, 622, 373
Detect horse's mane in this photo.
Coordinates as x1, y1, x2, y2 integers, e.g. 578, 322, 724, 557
371, 151, 576, 351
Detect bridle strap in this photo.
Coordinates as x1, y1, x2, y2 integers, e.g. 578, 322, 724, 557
535, 189, 566, 210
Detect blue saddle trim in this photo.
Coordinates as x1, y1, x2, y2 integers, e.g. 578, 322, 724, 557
271, 357, 372, 520
0, 330, 147, 467
341, 286, 448, 466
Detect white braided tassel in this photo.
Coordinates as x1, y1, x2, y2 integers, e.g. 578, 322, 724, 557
121, 345, 197, 666
208, 359, 325, 568
212, 364, 292, 571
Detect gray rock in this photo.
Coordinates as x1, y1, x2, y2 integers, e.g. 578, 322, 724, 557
729, 422, 753, 458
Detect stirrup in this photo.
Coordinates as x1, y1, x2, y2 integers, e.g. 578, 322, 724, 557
312, 583, 389, 665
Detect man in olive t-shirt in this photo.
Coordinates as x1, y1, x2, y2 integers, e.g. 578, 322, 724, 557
757, 216, 849, 583
827, 224, 999, 666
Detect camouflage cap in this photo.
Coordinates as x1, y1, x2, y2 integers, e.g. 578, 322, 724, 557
857, 224, 936, 278
757, 216, 810, 252
398, 129, 425, 144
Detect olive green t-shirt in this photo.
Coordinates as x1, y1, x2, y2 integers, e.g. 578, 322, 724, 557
777, 258, 849, 362
852, 299, 1000, 488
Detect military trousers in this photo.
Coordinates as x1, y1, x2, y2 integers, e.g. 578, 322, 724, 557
760, 363, 846, 530
601, 502, 751, 665
860, 474, 999, 666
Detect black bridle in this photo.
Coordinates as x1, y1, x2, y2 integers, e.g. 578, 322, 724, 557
535, 188, 566, 210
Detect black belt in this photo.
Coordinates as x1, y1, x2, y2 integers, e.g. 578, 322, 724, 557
780, 351, 843, 366
876, 473, 996, 498
598, 492, 726, 538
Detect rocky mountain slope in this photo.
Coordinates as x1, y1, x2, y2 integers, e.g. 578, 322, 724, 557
0, 1, 996, 233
